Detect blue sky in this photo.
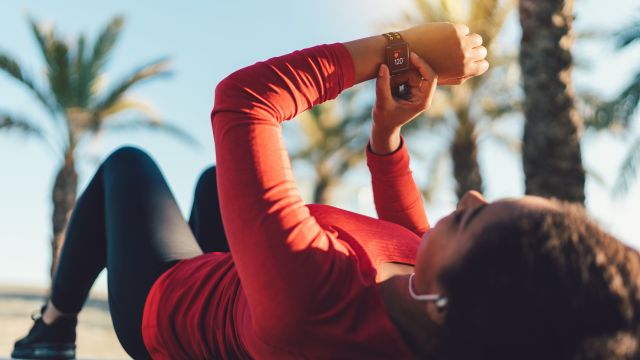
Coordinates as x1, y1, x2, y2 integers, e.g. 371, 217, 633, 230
0, 0, 638, 291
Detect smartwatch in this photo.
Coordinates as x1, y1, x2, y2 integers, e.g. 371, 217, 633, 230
383, 32, 411, 99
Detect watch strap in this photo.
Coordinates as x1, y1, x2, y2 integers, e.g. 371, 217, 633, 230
382, 32, 405, 45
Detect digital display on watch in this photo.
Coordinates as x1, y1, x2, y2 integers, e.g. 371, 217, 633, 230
386, 43, 410, 74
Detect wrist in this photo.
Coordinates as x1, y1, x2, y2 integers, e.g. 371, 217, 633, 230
370, 124, 402, 155
399, 23, 461, 80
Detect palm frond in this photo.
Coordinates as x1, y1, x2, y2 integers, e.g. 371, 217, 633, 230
415, 0, 442, 22
74, 34, 92, 107
580, 92, 608, 131
93, 58, 172, 112
420, 147, 449, 203
439, 0, 465, 23
28, 16, 55, 66
27, 16, 72, 107
485, 0, 515, 46
47, 39, 71, 107
583, 165, 607, 189
613, 136, 640, 197
101, 117, 199, 148
0, 113, 63, 155
616, 18, 640, 49
481, 98, 521, 121
99, 97, 160, 120
0, 53, 56, 114
481, 128, 521, 152
0, 113, 45, 136
575, 29, 610, 42
594, 72, 640, 131
90, 16, 124, 76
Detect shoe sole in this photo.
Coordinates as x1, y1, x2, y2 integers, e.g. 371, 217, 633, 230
11, 343, 75, 360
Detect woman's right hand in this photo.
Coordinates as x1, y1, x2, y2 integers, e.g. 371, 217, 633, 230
400, 22, 488, 84
369, 52, 438, 155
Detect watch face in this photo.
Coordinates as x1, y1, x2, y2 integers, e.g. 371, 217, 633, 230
386, 43, 410, 74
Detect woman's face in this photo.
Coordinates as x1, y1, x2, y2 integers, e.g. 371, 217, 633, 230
412, 191, 557, 307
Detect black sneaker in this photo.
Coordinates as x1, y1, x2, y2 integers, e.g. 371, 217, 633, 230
11, 305, 77, 360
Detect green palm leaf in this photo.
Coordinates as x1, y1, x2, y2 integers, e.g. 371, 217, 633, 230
93, 58, 172, 113
28, 16, 72, 107
90, 16, 124, 76
0, 53, 56, 114
613, 137, 640, 197
415, 0, 442, 22
0, 113, 61, 154
616, 18, 640, 48
48, 39, 71, 107
28, 16, 55, 67
3, 14, 185, 283
74, 34, 92, 108
0, 113, 45, 136
595, 73, 640, 130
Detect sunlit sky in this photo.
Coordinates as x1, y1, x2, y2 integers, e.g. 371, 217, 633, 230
0, 0, 638, 292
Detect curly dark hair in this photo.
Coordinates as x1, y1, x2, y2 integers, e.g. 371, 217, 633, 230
436, 201, 640, 360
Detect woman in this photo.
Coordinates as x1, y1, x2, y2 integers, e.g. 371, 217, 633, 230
13, 22, 640, 359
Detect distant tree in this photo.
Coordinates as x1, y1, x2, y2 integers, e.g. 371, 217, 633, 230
587, 17, 640, 195
394, 0, 521, 200
519, 0, 586, 203
289, 90, 372, 204
290, 0, 521, 204
0, 15, 194, 279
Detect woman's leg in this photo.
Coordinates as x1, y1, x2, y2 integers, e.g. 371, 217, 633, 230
51, 146, 203, 358
188, 166, 230, 253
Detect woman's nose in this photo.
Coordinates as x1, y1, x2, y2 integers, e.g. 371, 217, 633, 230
456, 190, 488, 211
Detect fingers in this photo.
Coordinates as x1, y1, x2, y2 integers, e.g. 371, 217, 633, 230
409, 52, 437, 93
421, 72, 438, 109
439, 59, 489, 86
465, 33, 483, 48
407, 52, 437, 108
375, 64, 393, 106
454, 23, 470, 36
471, 59, 490, 76
467, 45, 487, 63
410, 52, 437, 82
438, 76, 469, 86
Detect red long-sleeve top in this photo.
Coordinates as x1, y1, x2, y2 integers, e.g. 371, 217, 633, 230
141, 43, 430, 359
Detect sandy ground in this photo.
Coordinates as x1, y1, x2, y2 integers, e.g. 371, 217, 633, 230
0, 285, 129, 359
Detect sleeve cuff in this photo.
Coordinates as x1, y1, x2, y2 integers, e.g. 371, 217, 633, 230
334, 43, 356, 90
366, 136, 411, 174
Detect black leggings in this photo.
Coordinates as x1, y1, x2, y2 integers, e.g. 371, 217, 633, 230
50, 146, 228, 359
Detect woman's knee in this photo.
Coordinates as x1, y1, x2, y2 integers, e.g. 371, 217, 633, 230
195, 166, 217, 195
103, 146, 156, 173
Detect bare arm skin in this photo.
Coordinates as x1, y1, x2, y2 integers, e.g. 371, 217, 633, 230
343, 23, 488, 155
343, 22, 488, 85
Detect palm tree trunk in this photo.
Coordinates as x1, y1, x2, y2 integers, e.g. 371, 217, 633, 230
451, 116, 483, 200
519, 0, 585, 203
313, 176, 334, 204
50, 150, 78, 279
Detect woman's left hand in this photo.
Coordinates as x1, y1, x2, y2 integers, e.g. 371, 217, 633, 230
370, 52, 437, 154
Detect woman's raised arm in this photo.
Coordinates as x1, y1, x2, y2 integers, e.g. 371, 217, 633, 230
210, 23, 486, 345
344, 22, 488, 84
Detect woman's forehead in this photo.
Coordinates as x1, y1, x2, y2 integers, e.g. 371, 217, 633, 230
467, 196, 556, 230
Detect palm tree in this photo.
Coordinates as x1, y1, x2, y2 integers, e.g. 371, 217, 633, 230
0, 15, 194, 278
289, 0, 520, 205
289, 90, 372, 204
519, 0, 586, 203
394, 0, 521, 200
587, 17, 640, 195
